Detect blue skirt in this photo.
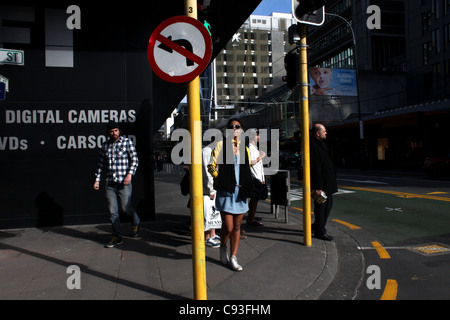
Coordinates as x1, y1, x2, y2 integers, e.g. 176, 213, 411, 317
215, 153, 248, 214
215, 187, 249, 214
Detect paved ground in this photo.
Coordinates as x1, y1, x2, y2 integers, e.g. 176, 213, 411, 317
0, 171, 357, 301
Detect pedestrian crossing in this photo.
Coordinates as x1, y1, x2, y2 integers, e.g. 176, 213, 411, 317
268, 187, 355, 201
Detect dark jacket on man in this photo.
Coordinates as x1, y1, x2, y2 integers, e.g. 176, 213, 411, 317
310, 137, 338, 195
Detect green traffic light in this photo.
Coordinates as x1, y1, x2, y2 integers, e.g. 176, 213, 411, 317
203, 20, 212, 36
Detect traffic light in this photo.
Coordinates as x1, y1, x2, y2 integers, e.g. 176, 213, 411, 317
284, 52, 299, 89
288, 24, 301, 45
198, 0, 220, 43
292, 0, 326, 26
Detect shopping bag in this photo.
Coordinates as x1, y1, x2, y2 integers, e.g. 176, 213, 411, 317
203, 195, 222, 231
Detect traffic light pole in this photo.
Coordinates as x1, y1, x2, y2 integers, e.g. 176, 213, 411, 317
299, 24, 312, 247
185, 0, 207, 300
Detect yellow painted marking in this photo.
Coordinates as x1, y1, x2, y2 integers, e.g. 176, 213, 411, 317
291, 207, 314, 214
380, 279, 398, 300
412, 244, 450, 255
372, 241, 391, 259
339, 185, 450, 202
332, 219, 361, 230
427, 191, 448, 195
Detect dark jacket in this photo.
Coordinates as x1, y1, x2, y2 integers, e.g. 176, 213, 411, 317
208, 140, 253, 199
310, 137, 338, 195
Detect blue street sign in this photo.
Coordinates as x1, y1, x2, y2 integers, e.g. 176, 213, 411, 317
0, 81, 5, 100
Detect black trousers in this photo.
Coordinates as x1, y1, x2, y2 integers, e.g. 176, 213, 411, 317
312, 194, 333, 235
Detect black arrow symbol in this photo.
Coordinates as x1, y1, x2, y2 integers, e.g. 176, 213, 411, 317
158, 36, 194, 66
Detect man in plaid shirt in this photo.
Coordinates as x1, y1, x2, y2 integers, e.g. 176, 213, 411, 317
93, 121, 140, 248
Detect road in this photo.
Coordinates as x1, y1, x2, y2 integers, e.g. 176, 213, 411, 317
286, 169, 450, 300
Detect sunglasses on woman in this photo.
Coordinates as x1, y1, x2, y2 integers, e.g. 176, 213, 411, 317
228, 125, 242, 130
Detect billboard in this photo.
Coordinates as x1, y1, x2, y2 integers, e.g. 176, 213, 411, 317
309, 68, 357, 97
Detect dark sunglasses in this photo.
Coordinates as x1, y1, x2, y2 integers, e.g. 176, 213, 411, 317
228, 124, 242, 130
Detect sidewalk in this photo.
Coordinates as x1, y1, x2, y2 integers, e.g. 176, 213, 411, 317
0, 171, 342, 300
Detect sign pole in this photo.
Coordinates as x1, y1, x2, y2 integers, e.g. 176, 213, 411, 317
299, 24, 312, 247
185, 0, 207, 300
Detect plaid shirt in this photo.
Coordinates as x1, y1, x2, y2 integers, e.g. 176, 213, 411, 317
95, 136, 139, 183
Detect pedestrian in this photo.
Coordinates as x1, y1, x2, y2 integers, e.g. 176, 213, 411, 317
208, 118, 253, 271
202, 144, 221, 248
93, 120, 140, 248
247, 128, 266, 227
310, 123, 338, 241
156, 155, 163, 172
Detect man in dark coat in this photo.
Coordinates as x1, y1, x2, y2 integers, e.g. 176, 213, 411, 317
310, 124, 338, 241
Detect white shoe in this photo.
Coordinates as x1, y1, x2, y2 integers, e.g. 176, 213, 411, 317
220, 246, 229, 264
206, 238, 220, 248
229, 255, 243, 271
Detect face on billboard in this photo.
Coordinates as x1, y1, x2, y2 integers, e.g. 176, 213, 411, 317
309, 68, 358, 97
310, 68, 333, 90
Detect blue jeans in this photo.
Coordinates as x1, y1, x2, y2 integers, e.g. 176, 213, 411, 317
105, 182, 140, 236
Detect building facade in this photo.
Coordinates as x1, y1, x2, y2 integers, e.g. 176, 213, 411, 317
211, 13, 296, 124
405, 0, 450, 103
223, 1, 450, 171
309, 0, 450, 170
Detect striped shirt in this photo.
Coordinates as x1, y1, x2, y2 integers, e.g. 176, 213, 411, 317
95, 136, 139, 183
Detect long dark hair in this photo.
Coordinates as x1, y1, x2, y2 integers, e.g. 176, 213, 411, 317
227, 117, 244, 129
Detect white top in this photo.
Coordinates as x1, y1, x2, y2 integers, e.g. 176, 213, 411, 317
202, 146, 216, 196
249, 143, 265, 183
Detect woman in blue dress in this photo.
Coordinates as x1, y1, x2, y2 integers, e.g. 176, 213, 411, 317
208, 118, 253, 271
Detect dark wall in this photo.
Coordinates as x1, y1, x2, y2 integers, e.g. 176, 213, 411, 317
0, 1, 261, 228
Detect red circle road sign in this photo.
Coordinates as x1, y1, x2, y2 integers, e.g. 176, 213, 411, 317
148, 16, 213, 83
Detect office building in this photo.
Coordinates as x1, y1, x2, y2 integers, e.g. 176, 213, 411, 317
211, 13, 296, 123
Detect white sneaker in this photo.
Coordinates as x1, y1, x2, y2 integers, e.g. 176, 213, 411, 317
229, 255, 243, 271
206, 238, 220, 248
220, 246, 229, 264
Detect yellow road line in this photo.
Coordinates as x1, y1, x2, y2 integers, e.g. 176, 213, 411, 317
332, 219, 361, 230
372, 241, 391, 259
291, 207, 314, 214
380, 279, 398, 300
339, 185, 450, 202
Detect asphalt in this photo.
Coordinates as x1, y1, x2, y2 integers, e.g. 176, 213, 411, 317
0, 170, 360, 301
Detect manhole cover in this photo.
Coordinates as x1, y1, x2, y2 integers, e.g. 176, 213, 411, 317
409, 244, 450, 256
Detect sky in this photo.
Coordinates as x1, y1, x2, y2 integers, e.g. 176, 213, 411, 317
252, 0, 293, 16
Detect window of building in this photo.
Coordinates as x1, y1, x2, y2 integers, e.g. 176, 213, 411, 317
424, 71, 433, 95
433, 63, 441, 88
423, 41, 432, 65
422, 11, 432, 34
444, 23, 450, 51
431, 0, 440, 19
316, 48, 354, 69
432, 29, 441, 53
377, 138, 389, 161
445, 59, 449, 87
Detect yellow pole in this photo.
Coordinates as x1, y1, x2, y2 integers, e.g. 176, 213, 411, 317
185, 0, 207, 300
299, 24, 311, 247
